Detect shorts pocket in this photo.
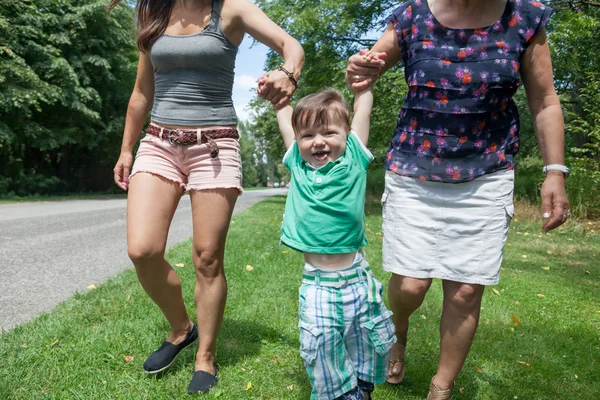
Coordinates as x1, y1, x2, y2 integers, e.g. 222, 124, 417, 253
299, 321, 323, 365
381, 191, 389, 205
361, 310, 396, 356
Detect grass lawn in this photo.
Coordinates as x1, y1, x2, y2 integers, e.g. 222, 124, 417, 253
0, 193, 128, 204
1, 196, 598, 399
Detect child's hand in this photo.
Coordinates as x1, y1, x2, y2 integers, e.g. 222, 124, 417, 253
360, 48, 387, 66
257, 73, 268, 96
348, 49, 387, 94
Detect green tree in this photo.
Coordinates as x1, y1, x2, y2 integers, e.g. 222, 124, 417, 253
0, 0, 137, 195
238, 120, 259, 187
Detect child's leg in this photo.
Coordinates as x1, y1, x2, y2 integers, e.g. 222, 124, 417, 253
345, 267, 396, 396
299, 283, 357, 399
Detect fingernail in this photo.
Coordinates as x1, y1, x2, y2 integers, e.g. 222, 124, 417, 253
380, 61, 386, 66
543, 212, 550, 218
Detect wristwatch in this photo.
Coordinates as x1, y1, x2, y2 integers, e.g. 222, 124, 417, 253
542, 164, 569, 176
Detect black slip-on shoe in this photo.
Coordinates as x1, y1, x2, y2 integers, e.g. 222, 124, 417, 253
188, 364, 219, 395
143, 324, 198, 374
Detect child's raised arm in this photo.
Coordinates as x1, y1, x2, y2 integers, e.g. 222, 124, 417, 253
276, 104, 295, 150
350, 88, 373, 146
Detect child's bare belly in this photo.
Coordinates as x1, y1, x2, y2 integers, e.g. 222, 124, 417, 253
304, 252, 357, 269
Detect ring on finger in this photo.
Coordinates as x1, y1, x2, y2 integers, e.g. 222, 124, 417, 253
353, 75, 360, 82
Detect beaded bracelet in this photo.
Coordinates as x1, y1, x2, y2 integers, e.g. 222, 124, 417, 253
277, 66, 298, 88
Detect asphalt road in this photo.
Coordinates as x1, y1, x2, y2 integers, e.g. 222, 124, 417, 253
0, 189, 287, 332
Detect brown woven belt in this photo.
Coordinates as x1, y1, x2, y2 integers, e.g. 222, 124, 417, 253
145, 124, 239, 158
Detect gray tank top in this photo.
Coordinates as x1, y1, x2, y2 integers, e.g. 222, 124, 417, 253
150, 0, 238, 126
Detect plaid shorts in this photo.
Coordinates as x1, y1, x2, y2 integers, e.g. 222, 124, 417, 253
299, 254, 396, 400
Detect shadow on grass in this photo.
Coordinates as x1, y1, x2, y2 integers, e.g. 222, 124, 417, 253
147, 315, 300, 375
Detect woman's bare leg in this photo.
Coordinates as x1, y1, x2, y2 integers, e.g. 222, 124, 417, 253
387, 274, 432, 383
433, 280, 485, 390
189, 188, 239, 374
127, 173, 192, 343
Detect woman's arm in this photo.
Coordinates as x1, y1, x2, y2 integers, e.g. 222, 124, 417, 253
521, 28, 569, 231
233, 0, 304, 109
113, 52, 155, 191
346, 25, 401, 91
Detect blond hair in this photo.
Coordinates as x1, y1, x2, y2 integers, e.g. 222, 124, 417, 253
291, 89, 350, 135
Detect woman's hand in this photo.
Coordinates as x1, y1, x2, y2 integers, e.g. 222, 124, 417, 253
346, 49, 387, 92
540, 172, 570, 231
113, 151, 133, 191
257, 69, 296, 109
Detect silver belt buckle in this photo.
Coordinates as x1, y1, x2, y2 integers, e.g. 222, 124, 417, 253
166, 129, 177, 145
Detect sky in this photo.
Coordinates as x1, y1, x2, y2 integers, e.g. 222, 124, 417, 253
231, 38, 269, 122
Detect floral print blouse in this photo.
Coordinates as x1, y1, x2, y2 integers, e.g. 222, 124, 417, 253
385, 0, 553, 183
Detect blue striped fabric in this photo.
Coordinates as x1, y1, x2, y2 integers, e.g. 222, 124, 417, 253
298, 257, 396, 399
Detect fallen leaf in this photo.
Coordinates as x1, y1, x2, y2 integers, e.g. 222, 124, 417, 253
87, 284, 97, 289
245, 381, 252, 391
245, 265, 254, 272
492, 289, 500, 296
512, 316, 521, 326
521, 255, 527, 258
126, 295, 131, 302
518, 361, 531, 367
547, 250, 553, 255
507, 242, 512, 247
459, 388, 465, 393
175, 263, 184, 268
282, 250, 289, 254
50, 340, 59, 347
476, 366, 483, 373
542, 266, 550, 271
568, 262, 587, 268
287, 385, 294, 391
514, 218, 519, 222
575, 374, 579, 379
123, 355, 134, 363
524, 232, 530, 236
585, 270, 591, 275
537, 294, 545, 298
421, 314, 427, 319
510, 327, 515, 332
21, 343, 28, 348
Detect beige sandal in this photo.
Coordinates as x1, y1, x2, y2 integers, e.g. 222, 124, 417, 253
387, 341, 406, 384
426, 377, 454, 400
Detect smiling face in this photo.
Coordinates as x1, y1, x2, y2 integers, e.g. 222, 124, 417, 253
291, 89, 351, 168
297, 121, 349, 168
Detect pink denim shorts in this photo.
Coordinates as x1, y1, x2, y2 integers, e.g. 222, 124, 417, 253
130, 127, 243, 193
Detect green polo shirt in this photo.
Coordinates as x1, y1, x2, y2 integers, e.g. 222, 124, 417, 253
281, 131, 373, 254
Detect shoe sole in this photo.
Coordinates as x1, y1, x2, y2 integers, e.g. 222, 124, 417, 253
143, 337, 198, 375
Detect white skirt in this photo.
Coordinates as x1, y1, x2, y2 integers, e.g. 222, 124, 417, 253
381, 169, 514, 285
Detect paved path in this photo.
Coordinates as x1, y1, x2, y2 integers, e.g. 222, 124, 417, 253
0, 189, 287, 332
